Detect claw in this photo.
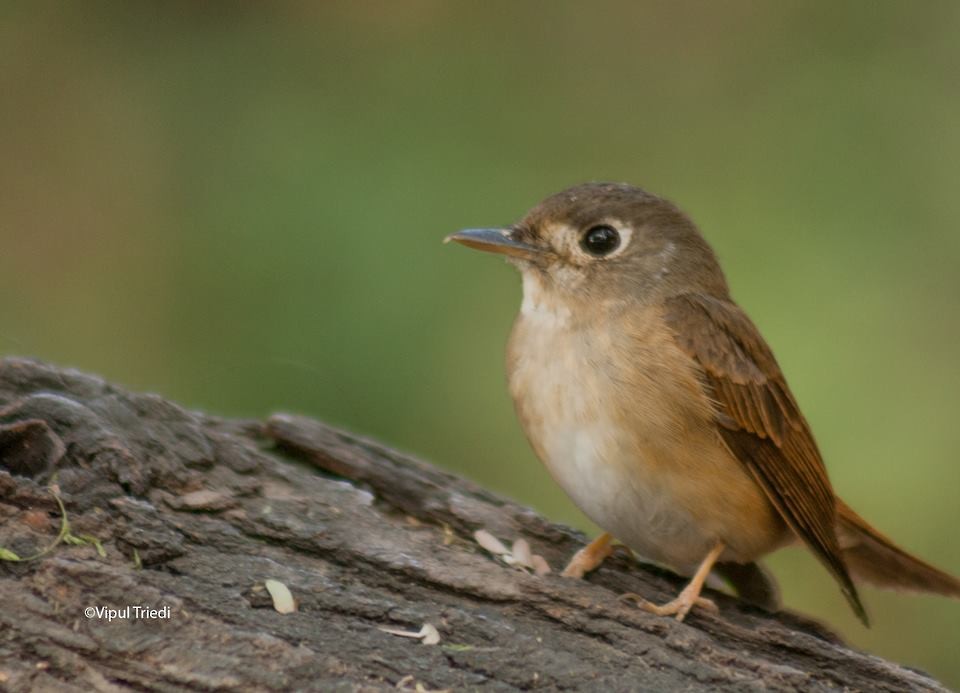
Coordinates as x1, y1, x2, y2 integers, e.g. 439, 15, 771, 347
619, 541, 726, 622
621, 591, 718, 621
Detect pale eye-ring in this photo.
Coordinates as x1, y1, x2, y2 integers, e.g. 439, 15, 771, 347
580, 225, 621, 256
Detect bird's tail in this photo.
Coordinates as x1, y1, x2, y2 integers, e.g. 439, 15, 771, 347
836, 499, 960, 598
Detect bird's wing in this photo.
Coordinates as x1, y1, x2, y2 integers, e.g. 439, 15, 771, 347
663, 292, 867, 624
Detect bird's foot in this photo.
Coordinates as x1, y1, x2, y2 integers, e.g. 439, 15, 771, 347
621, 588, 718, 622
561, 532, 615, 578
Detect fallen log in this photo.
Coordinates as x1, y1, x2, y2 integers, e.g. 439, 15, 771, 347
0, 358, 946, 691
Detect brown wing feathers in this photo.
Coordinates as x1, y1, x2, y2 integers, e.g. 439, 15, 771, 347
664, 293, 869, 625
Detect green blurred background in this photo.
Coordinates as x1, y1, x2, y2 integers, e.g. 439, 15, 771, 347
2, 1, 958, 684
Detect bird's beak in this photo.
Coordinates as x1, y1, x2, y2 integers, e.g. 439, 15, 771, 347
444, 228, 544, 261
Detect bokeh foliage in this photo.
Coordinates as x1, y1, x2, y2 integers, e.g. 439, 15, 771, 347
1, 1, 958, 684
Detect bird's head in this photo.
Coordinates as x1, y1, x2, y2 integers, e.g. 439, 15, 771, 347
446, 182, 728, 314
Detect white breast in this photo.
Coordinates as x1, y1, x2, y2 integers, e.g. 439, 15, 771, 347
520, 372, 714, 571
507, 274, 784, 572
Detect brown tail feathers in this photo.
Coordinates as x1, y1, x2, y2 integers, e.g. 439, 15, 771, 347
836, 499, 960, 598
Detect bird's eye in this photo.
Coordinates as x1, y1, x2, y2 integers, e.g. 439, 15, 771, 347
580, 225, 621, 256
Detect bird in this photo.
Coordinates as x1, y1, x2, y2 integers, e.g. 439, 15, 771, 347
445, 182, 960, 623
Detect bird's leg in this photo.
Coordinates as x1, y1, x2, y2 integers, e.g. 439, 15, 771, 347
561, 532, 614, 578
623, 541, 725, 622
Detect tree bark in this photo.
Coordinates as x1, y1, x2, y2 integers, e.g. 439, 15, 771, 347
0, 358, 946, 692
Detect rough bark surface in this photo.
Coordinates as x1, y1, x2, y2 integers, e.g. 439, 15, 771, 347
0, 358, 946, 692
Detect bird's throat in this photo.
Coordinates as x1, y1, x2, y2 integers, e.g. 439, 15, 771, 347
519, 270, 573, 329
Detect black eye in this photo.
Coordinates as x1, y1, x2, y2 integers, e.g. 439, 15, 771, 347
580, 225, 620, 256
